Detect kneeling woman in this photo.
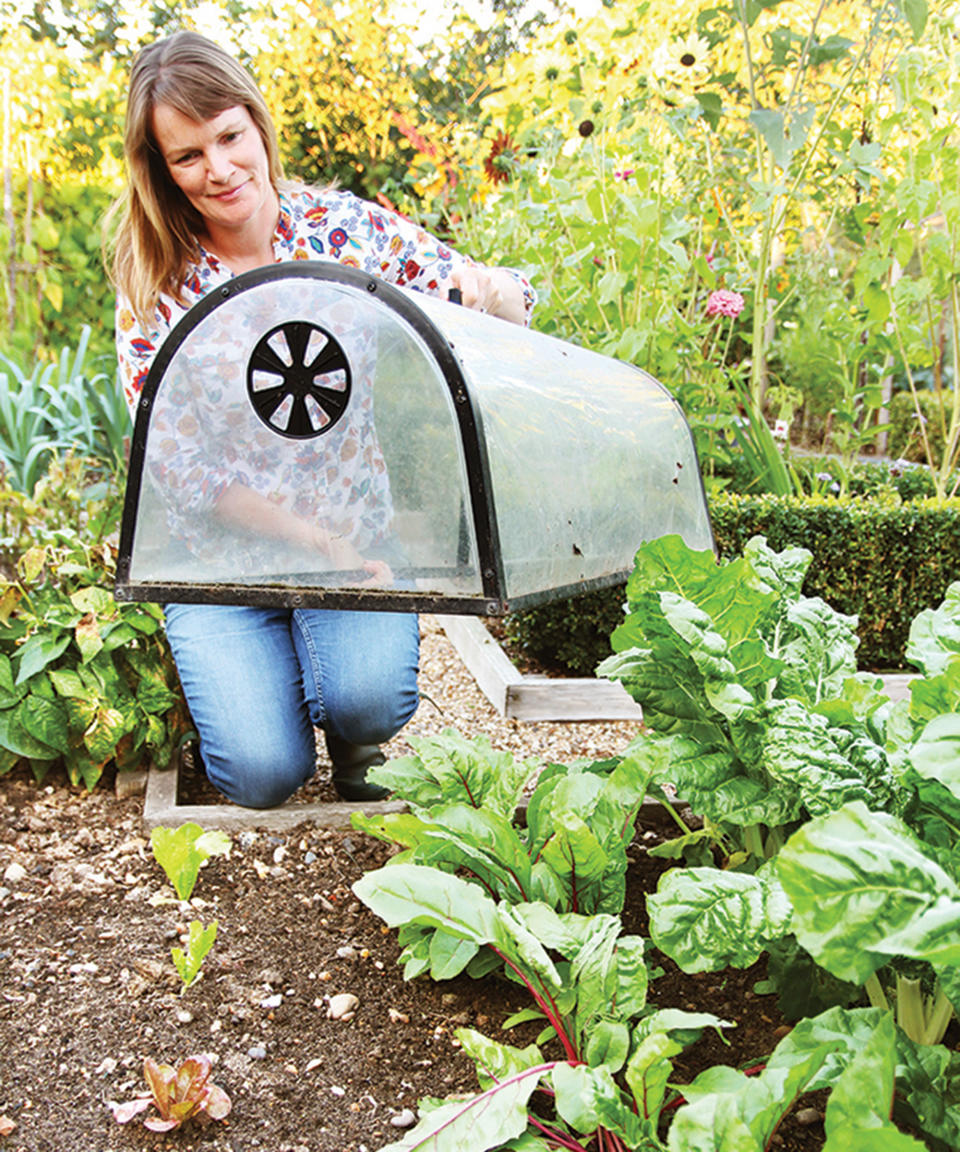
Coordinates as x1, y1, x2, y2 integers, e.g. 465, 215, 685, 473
107, 31, 535, 807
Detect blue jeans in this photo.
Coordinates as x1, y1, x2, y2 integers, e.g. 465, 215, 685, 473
163, 603, 420, 808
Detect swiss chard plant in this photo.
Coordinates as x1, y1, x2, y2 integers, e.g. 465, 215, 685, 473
609, 536, 960, 1039
598, 534, 901, 866
353, 861, 731, 1152
353, 729, 655, 979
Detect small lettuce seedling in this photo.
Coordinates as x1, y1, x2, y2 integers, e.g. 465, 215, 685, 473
110, 1054, 231, 1132
172, 919, 218, 990
150, 822, 231, 901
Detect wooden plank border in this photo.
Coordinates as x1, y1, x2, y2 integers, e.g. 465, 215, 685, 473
142, 761, 405, 831
437, 615, 643, 722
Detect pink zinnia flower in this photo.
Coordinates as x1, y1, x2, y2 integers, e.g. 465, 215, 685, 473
706, 289, 745, 318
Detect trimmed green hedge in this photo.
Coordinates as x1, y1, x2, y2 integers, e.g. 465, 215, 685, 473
504, 490, 960, 674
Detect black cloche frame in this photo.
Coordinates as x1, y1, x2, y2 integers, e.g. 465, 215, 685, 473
115, 262, 683, 615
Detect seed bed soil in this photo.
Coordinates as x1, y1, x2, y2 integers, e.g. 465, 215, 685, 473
2, 618, 835, 1152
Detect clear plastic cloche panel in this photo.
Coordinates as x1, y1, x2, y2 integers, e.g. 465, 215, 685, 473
116, 263, 712, 614
410, 291, 714, 603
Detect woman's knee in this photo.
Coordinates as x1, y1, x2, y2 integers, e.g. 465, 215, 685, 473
330, 678, 419, 746
202, 739, 317, 809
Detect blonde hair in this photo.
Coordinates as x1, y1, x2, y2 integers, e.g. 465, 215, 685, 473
105, 31, 285, 325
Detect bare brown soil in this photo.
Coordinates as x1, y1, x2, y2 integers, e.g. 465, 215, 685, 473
0, 756, 838, 1152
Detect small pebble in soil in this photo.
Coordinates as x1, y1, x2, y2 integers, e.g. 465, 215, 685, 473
327, 992, 359, 1020
248, 1045, 268, 1059
796, 1107, 824, 1126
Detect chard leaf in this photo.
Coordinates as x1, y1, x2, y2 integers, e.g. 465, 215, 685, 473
496, 903, 564, 989
893, 1030, 960, 1150
668, 1044, 832, 1151
613, 935, 649, 1020
909, 714, 960, 801
353, 864, 500, 948
823, 1012, 899, 1138
766, 1007, 885, 1092
408, 803, 534, 904
584, 1019, 630, 1072
428, 928, 479, 980
350, 810, 436, 850
568, 913, 621, 1036
909, 661, 960, 724
742, 536, 811, 599
537, 812, 610, 913
777, 802, 960, 982
823, 1128, 927, 1150
779, 596, 859, 704
599, 642, 729, 746
765, 937, 863, 1021
525, 770, 604, 859
656, 591, 757, 721
374, 1064, 549, 1152
455, 1028, 543, 1090
625, 1031, 683, 1122
629, 535, 781, 648
369, 729, 536, 817
762, 701, 886, 817
397, 923, 432, 980
647, 866, 791, 974
551, 1062, 623, 1134
905, 582, 960, 675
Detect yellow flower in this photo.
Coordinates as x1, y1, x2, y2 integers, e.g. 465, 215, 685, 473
651, 33, 712, 91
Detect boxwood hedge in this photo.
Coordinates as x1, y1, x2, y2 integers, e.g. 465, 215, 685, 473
504, 490, 960, 674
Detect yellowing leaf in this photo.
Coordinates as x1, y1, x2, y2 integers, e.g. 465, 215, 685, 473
18, 547, 46, 584
75, 613, 103, 662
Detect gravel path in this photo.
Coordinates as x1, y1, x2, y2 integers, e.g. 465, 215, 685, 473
382, 614, 641, 767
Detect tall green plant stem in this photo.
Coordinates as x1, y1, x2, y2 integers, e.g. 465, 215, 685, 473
733, 0, 893, 409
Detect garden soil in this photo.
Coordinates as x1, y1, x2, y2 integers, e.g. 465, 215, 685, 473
0, 617, 878, 1152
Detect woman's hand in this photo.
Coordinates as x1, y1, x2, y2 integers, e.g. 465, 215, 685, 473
326, 533, 392, 588
449, 266, 528, 325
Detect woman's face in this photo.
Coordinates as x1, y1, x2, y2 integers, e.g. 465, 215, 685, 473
151, 103, 276, 241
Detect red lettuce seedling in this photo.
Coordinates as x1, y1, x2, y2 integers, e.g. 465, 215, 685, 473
109, 1054, 231, 1132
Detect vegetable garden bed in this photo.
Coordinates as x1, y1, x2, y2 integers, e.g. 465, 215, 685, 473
1, 760, 847, 1152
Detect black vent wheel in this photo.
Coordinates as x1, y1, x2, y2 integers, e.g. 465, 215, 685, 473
246, 321, 351, 439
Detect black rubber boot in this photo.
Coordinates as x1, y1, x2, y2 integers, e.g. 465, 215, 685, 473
325, 733, 390, 802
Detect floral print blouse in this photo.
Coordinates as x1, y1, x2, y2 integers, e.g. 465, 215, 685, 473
115, 186, 536, 567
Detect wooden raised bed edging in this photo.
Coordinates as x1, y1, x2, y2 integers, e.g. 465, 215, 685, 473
437, 614, 915, 722
142, 762, 405, 832
437, 614, 643, 722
